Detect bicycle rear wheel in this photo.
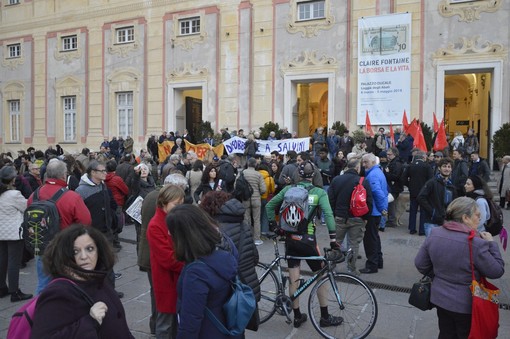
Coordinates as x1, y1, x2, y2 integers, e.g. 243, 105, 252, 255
256, 263, 280, 324
308, 272, 377, 339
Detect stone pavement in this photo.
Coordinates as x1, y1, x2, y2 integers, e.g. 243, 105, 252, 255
1, 207, 509, 338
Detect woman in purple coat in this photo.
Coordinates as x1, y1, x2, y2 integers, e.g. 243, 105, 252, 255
415, 197, 504, 338
31, 225, 133, 338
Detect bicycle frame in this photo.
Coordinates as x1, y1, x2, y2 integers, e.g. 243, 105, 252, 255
259, 236, 344, 306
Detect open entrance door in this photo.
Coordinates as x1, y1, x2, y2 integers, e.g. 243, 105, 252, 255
294, 82, 328, 137
444, 72, 491, 159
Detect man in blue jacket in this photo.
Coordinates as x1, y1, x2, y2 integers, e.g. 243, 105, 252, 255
360, 153, 388, 274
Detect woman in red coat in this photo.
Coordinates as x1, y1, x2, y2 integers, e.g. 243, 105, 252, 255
146, 184, 185, 339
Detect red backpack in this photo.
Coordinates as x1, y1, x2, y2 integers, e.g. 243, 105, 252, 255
350, 177, 369, 217
7, 278, 93, 339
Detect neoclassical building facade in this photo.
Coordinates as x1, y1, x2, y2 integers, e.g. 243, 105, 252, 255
0, 0, 508, 161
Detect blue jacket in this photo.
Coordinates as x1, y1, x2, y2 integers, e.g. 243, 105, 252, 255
177, 247, 241, 339
365, 165, 388, 216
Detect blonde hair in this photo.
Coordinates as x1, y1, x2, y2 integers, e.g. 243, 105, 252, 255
157, 184, 185, 208
445, 197, 478, 223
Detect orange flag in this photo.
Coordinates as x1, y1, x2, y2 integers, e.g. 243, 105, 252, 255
434, 119, 448, 151
433, 112, 439, 133
389, 123, 395, 147
365, 111, 374, 136
402, 110, 410, 132
413, 123, 428, 152
406, 119, 419, 139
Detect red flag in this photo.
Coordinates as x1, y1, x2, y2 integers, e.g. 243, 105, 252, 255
365, 111, 374, 136
406, 119, 419, 139
433, 112, 439, 133
413, 123, 428, 152
402, 110, 409, 132
389, 123, 395, 147
434, 119, 448, 151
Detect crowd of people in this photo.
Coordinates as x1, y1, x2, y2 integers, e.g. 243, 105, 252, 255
0, 123, 506, 338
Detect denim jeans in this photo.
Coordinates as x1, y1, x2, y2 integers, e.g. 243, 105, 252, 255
36, 256, 52, 294
424, 223, 439, 237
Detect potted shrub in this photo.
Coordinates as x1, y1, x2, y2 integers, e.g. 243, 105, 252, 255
492, 123, 510, 169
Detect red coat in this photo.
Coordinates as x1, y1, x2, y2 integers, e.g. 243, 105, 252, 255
105, 172, 129, 207
146, 207, 184, 313
27, 178, 91, 229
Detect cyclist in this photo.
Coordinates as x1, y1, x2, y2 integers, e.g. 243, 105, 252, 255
266, 160, 343, 328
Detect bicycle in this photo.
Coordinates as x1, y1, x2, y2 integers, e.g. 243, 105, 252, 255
256, 233, 378, 339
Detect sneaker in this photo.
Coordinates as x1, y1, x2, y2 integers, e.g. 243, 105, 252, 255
293, 313, 308, 328
320, 314, 344, 327
115, 273, 123, 280
254, 240, 263, 246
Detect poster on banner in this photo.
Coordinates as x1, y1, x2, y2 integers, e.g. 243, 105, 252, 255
126, 196, 144, 224
222, 136, 310, 155
184, 140, 224, 160
357, 13, 412, 125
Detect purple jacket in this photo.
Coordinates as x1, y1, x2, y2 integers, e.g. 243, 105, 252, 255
415, 221, 504, 314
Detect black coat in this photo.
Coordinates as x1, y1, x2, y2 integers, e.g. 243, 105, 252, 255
328, 169, 372, 220
417, 175, 457, 225
451, 159, 469, 194
405, 159, 433, 198
215, 199, 260, 301
384, 157, 404, 195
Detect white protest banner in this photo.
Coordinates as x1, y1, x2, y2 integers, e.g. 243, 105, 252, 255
222, 136, 310, 155
357, 13, 412, 125
125, 196, 144, 224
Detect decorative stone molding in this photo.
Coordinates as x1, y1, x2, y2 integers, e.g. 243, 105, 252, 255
433, 36, 507, 61
107, 68, 141, 92
286, 0, 335, 38
167, 63, 209, 82
56, 76, 82, 97
2, 81, 25, 101
170, 11, 208, 51
2, 39, 25, 70
107, 23, 140, 58
280, 50, 337, 75
54, 31, 82, 64
438, 0, 501, 22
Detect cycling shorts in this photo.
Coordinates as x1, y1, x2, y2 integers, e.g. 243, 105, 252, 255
285, 233, 323, 272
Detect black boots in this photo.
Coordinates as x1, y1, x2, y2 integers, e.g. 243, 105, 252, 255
10, 289, 33, 302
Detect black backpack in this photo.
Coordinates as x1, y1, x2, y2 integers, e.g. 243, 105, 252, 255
217, 161, 236, 193
484, 198, 504, 236
233, 171, 253, 201
22, 188, 67, 256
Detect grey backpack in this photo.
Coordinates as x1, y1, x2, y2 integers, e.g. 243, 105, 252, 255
279, 185, 315, 233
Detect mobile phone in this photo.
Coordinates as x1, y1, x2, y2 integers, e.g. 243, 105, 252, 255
218, 179, 223, 186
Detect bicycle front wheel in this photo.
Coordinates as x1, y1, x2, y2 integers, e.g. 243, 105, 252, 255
255, 263, 280, 324
308, 272, 378, 339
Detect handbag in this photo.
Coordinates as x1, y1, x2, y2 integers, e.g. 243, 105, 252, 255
408, 275, 433, 311
468, 231, 500, 339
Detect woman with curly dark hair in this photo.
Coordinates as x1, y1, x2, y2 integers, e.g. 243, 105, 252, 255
31, 224, 133, 338
193, 163, 223, 204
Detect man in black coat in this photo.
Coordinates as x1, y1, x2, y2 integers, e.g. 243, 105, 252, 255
328, 158, 372, 275
403, 152, 432, 235
338, 130, 354, 154
451, 148, 469, 196
468, 151, 491, 182
383, 147, 403, 228
417, 157, 457, 236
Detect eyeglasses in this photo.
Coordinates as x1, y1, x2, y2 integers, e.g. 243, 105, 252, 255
93, 169, 107, 173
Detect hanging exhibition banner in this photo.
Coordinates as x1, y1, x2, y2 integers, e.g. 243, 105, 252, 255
357, 13, 412, 125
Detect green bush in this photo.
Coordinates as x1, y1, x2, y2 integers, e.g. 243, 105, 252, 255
352, 129, 366, 144
259, 122, 281, 140
420, 122, 433, 151
193, 121, 214, 144
331, 122, 348, 135
492, 123, 510, 158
